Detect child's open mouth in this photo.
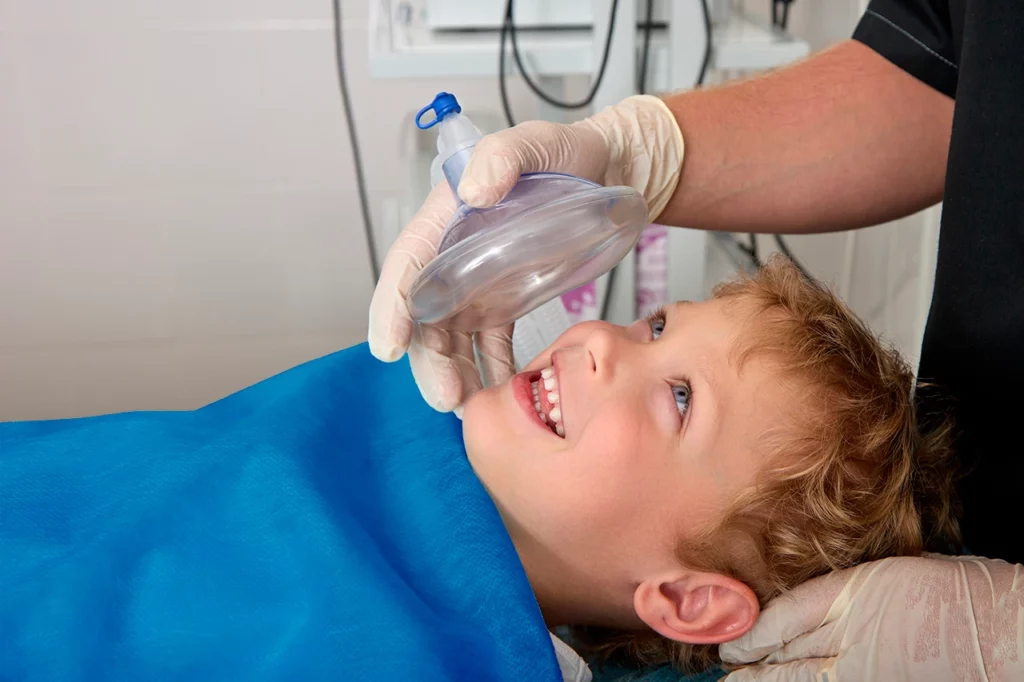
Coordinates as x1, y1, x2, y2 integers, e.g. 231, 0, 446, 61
529, 367, 564, 438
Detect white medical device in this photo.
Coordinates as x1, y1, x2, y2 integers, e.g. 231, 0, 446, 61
424, 0, 725, 31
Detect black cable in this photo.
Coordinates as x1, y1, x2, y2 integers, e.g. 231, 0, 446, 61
638, 0, 654, 93
331, 0, 379, 282
696, 0, 712, 87
734, 234, 760, 266
773, 234, 812, 279
772, 1, 794, 31
501, 0, 620, 120
743, 233, 762, 267
735, 232, 810, 279
499, 9, 516, 128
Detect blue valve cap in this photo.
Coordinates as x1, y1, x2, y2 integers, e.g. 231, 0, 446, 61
415, 92, 462, 129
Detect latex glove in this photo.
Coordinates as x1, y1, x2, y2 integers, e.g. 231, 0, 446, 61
720, 554, 1024, 682
367, 95, 685, 412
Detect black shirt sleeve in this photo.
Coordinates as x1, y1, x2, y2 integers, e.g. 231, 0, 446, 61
853, 0, 959, 98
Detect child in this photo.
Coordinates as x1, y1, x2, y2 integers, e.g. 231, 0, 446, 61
459, 254, 958, 675
0, 255, 957, 681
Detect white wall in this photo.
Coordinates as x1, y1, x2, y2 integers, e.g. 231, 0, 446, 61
0, 0, 939, 420
0, 0, 541, 420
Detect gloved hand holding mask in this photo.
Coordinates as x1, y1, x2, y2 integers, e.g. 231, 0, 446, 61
367, 95, 685, 413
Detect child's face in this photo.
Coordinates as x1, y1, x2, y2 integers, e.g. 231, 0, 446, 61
462, 297, 797, 619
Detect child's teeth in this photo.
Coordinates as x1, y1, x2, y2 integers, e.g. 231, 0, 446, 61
529, 369, 564, 438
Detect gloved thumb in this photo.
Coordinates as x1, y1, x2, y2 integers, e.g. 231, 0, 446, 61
719, 564, 862, 666
457, 120, 605, 208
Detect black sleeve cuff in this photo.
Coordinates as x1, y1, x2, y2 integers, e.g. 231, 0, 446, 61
853, 1, 959, 98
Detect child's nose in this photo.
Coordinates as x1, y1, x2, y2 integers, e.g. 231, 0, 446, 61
582, 326, 628, 382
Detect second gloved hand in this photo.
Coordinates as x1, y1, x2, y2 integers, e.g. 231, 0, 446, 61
720, 553, 1024, 682
367, 95, 685, 412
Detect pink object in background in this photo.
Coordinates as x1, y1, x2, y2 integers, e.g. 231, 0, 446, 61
635, 224, 668, 318
559, 223, 667, 324
559, 282, 600, 324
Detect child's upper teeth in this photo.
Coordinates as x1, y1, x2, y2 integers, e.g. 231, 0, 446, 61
530, 369, 564, 437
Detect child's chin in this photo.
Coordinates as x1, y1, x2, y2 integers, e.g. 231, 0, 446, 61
461, 386, 505, 458
464, 383, 502, 417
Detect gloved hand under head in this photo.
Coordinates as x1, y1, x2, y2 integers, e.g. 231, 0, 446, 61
720, 553, 1024, 682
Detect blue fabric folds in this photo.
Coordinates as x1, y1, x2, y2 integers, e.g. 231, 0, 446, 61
0, 343, 561, 682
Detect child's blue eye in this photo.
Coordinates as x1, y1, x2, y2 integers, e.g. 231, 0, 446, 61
645, 307, 668, 340
672, 383, 691, 416
649, 317, 665, 339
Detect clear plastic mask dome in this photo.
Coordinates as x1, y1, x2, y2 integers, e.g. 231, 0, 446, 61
405, 93, 649, 332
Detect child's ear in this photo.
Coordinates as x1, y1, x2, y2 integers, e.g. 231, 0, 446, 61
632, 570, 759, 644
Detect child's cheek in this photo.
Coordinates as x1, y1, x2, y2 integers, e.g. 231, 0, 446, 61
581, 404, 656, 469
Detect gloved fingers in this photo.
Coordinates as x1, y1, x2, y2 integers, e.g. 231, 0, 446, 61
720, 566, 861, 665
408, 324, 463, 413
475, 323, 516, 388
722, 657, 838, 682
451, 329, 483, 409
368, 182, 456, 363
755, 620, 845, 667
457, 120, 605, 208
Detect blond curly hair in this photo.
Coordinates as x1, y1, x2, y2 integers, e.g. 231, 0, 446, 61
572, 254, 960, 674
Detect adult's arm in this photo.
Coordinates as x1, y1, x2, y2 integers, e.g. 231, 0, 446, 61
657, 40, 954, 234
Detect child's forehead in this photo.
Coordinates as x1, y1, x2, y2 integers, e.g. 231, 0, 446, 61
662, 296, 765, 346
656, 299, 782, 385
662, 296, 804, 393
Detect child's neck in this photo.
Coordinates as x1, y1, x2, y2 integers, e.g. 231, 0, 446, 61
506, 525, 636, 631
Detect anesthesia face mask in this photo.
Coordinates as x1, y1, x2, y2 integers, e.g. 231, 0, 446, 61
405, 92, 649, 332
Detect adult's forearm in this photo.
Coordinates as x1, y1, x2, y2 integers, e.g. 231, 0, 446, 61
656, 40, 954, 234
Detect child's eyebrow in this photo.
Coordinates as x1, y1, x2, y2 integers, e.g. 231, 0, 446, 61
661, 301, 692, 327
